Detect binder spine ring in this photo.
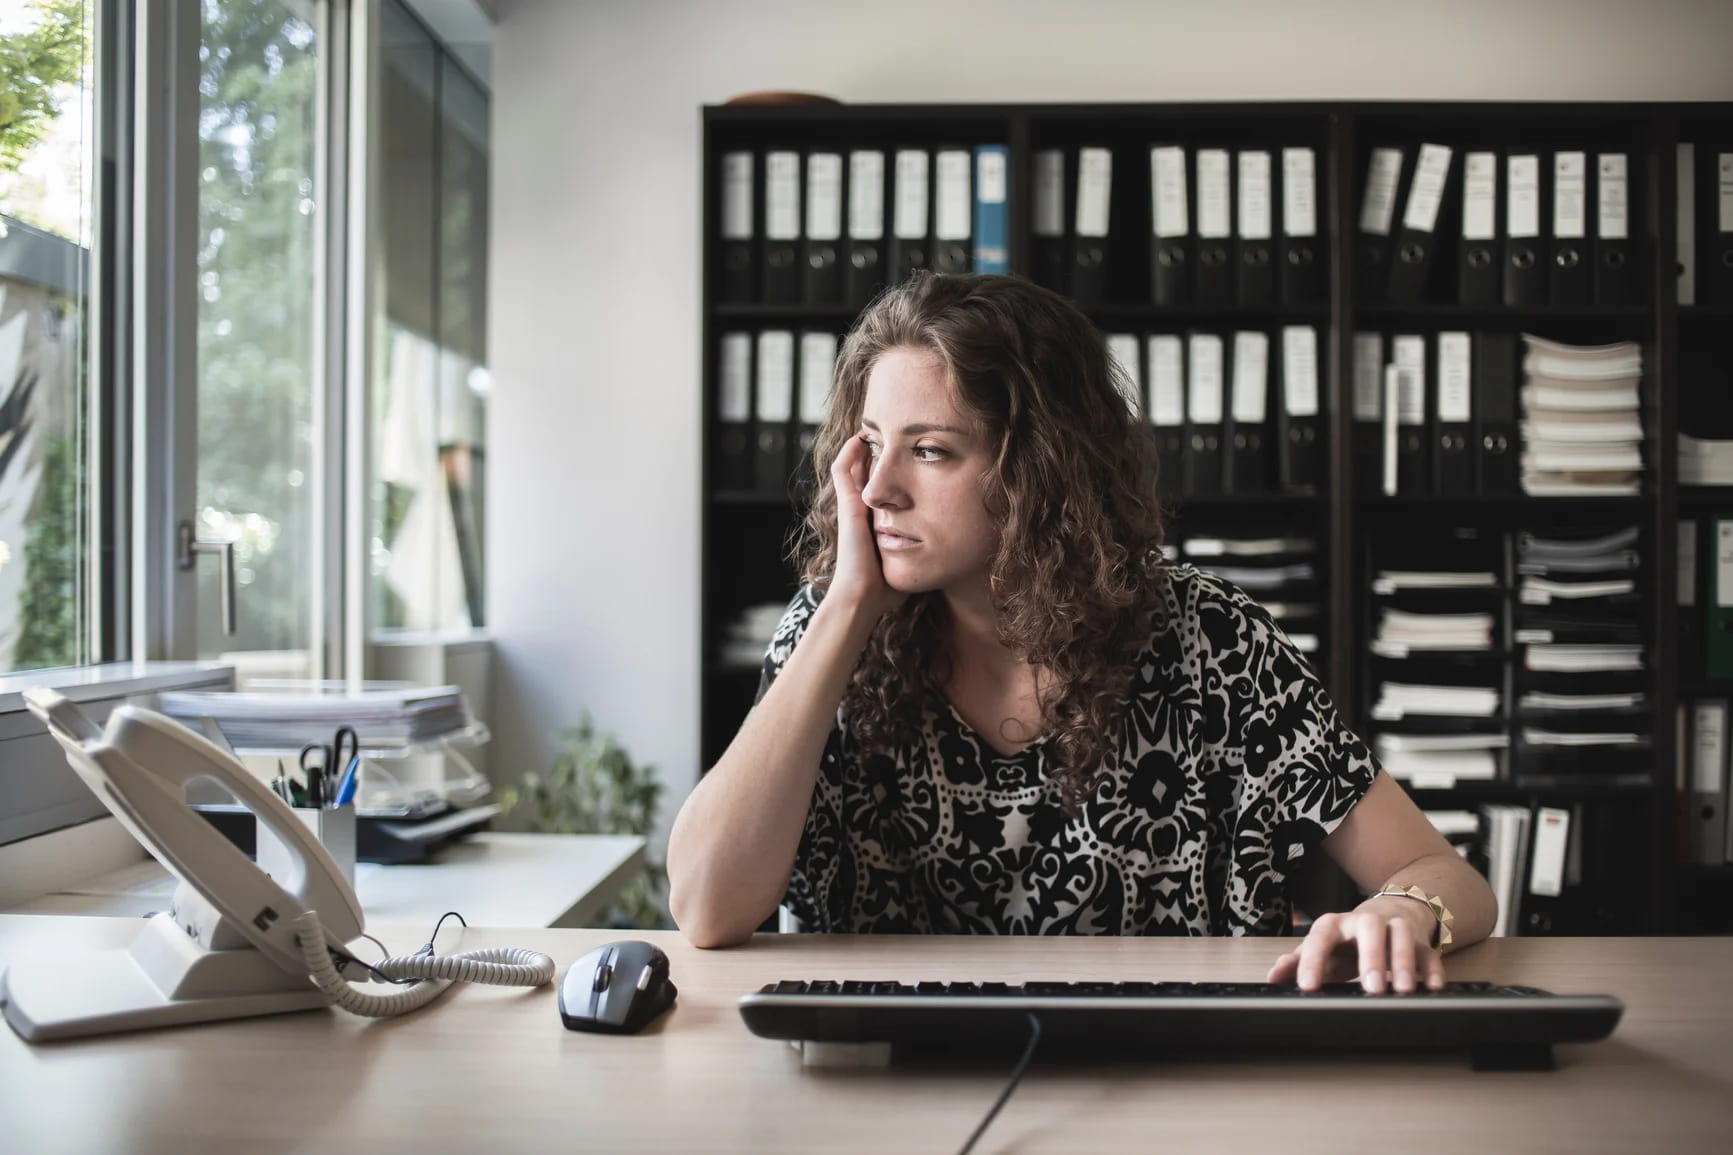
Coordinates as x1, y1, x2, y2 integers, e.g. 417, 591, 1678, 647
1555, 250, 1580, 268
1467, 247, 1493, 268
1512, 249, 1537, 270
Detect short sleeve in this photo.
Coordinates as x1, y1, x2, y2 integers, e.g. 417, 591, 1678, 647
754, 584, 823, 705
1188, 573, 1378, 929
750, 584, 852, 932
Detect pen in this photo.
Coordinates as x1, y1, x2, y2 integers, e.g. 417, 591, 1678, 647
333, 756, 361, 808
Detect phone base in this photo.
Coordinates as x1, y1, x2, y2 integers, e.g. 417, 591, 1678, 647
1, 911, 327, 1042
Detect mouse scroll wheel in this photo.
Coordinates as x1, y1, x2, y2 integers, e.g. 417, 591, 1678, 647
592, 963, 613, 992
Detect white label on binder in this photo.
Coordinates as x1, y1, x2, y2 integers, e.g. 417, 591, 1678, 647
1187, 334, 1224, 424
1231, 332, 1269, 422
935, 150, 972, 241
1692, 702, 1727, 793
848, 151, 885, 240
1359, 147, 1403, 235
893, 150, 929, 240
722, 152, 753, 240
1393, 335, 1426, 426
1597, 153, 1628, 240
1528, 807, 1570, 897
1282, 326, 1319, 418
1353, 333, 1383, 421
1720, 152, 1733, 231
1076, 147, 1113, 238
798, 332, 839, 425
1197, 149, 1231, 239
805, 153, 843, 241
1402, 143, 1452, 233
1719, 520, 1733, 608
1034, 149, 1065, 237
1678, 144, 1696, 305
1238, 151, 1272, 241
719, 333, 751, 421
1151, 145, 1189, 237
1436, 332, 1471, 423
1382, 364, 1399, 496
978, 148, 1007, 204
1148, 336, 1184, 427
755, 331, 795, 421
1680, 519, 1697, 607
766, 151, 801, 241
1282, 147, 1316, 238
1553, 151, 1587, 240
1463, 151, 1497, 240
1106, 334, 1141, 415
1507, 154, 1540, 239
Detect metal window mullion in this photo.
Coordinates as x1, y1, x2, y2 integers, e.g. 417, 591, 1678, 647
129, 2, 199, 662
342, 0, 381, 688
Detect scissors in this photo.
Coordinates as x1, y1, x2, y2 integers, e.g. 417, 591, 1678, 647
298, 725, 360, 809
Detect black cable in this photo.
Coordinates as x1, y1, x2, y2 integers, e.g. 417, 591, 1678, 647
956, 1012, 1043, 1155
418, 911, 468, 956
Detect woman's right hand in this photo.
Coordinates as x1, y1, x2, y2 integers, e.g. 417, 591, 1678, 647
829, 434, 907, 620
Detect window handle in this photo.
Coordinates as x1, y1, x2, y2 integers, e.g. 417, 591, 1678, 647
176, 521, 238, 636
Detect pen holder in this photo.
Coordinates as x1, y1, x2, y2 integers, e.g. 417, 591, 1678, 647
257, 804, 358, 891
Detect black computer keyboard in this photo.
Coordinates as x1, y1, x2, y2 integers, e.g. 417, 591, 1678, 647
738, 980, 1624, 1069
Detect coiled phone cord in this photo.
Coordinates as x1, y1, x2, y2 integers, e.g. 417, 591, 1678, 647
293, 909, 555, 1018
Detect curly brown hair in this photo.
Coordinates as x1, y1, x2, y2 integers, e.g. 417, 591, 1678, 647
793, 271, 1169, 808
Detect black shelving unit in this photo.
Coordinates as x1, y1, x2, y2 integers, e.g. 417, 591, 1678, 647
699, 100, 1733, 935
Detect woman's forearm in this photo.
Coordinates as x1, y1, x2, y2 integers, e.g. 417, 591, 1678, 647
1358, 851, 1499, 952
666, 592, 880, 948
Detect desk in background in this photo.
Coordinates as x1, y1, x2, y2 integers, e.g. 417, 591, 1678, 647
4, 833, 646, 929
1, 920, 1729, 1154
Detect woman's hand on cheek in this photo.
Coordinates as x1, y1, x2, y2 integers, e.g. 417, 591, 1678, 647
828, 435, 906, 619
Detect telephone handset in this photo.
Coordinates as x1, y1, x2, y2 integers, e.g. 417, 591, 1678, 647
27, 688, 364, 971
2, 689, 553, 1043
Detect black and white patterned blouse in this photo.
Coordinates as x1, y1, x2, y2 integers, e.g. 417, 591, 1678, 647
757, 565, 1378, 937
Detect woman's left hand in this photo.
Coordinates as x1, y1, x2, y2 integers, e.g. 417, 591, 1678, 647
1265, 897, 1446, 995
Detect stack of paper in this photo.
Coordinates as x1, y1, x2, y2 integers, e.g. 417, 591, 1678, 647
1680, 434, 1733, 485
1372, 609, 1494, 657
1511, 524, 1650, 781
720, 601, 789, 670
1371, 682, 1501, 719
156, 682, 475, 749
1519, 334, 1644, 496
1375, 733, 1506, 787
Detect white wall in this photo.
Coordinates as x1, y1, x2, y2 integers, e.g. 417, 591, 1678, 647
485, 0, 1733, 852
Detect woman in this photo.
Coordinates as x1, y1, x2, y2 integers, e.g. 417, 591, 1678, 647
668, 271, 1495, 995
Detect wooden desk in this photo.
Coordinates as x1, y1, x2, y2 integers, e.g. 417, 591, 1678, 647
2, 919, 1729, 1154
4, 833, 647, 930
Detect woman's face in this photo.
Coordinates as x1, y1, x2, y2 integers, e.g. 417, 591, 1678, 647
856, 346, 1001, 598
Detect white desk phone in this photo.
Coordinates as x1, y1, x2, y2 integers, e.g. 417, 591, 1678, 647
0, 689, 555, 1043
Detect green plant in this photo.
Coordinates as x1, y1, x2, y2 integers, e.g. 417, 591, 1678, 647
499, 712, 666, 930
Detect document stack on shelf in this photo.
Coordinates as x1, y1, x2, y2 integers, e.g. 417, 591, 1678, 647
1518, 335, 1644, 496
1512, 526, 1649, 787
719, 601, 789, 672
1180, 534, 1321, 657
1367, 531, 1506, 790
1680, 435, 1733, 485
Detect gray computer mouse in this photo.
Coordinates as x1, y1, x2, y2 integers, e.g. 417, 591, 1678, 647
558, 939, 677, 1034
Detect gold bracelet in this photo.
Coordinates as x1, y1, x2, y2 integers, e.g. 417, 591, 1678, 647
1370, 884, 1454, 948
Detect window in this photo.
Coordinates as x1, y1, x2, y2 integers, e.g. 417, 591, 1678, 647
373, 0, 489, 635
191, 0, 323, 664
0, 0, 101, 675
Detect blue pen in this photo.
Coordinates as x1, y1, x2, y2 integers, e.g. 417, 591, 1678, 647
333, 755, 361, 808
